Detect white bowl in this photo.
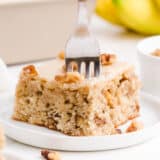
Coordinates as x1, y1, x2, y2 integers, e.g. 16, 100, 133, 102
137, 35, 160, 97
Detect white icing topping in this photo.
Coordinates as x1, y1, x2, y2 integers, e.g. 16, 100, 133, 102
37, 59, 133, 84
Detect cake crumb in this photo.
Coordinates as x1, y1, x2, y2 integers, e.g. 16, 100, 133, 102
126, 120, 144, 133
100, 54, 117, 65
13, 56, 140, 136
58, 51, 65, 60
151, 49, 160, 57
41, 150, 61, 160
55, 72, 83, 83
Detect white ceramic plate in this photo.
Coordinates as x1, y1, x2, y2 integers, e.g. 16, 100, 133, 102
0, 92, 160, 151
3, 150, 25, 160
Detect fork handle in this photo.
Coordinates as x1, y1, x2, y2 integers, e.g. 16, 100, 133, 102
77, 0, 89, 28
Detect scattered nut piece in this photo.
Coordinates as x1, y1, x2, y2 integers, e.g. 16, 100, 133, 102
55, 72, 83, 83
23, 65, 38, 76
151, 49, 160, 57
115, 128, 122, 134
126, 120, 144, 133
41, 150, 61, 160
100, 53, 117, 65
58, 51, 65, 60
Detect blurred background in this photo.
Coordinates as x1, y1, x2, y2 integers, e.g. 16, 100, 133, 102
0, 0, 160, 64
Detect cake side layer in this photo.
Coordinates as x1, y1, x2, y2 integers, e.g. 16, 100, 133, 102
12, 60, 140, 136
12, 66, 115, 136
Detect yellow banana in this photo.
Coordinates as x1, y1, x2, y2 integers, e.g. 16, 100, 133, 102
95, 0, 122, 25
155, 0, 160, 9
112, 0, 160, 34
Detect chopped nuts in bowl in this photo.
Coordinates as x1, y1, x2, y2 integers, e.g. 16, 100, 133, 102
137, 35, 160, 97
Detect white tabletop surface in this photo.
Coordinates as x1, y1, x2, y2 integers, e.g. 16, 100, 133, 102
3, 16, 160, 160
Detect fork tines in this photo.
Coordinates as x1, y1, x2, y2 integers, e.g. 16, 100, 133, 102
66, 57, 100, 78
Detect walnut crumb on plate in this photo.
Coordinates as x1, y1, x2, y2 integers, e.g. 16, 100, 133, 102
115, 128, 122, 134
126, 120, 144, 133
41, 150, 61, 160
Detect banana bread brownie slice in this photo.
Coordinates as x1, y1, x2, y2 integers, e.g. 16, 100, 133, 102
12, 54, 140, 136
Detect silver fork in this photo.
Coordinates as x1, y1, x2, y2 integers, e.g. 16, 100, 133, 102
65, 0, 100, 78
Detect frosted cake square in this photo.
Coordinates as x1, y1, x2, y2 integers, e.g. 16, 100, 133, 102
12, 54, 140, 136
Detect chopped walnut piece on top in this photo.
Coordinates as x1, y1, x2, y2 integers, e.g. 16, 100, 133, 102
23, 65, 38, 76
126, 120, 144, 133
151, 49, 160, 57
55, 72, 84, 83
58, 51, 65, 60
100, 53, 117, 65
62, 62, 78, 73
41, 150, 61, 160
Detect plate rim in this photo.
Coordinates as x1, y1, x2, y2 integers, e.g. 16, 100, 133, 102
1, 91, 160, 151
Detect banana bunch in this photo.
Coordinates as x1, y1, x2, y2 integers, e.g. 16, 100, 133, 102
96, 0, 160, 35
